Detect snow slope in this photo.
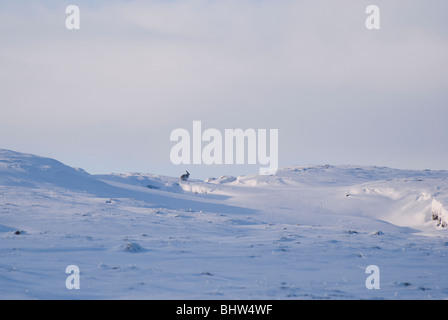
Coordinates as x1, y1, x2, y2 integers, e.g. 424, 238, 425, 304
0, 149, 447, 300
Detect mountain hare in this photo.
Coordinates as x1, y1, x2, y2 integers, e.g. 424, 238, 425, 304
180, 170, 190, 181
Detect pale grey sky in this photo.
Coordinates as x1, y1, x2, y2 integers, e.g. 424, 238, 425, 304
1, 0, 447, 178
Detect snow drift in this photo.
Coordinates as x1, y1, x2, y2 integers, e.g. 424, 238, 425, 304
431, 198, 448, 228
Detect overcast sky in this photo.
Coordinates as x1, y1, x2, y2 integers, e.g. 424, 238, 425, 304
1, 0, 447, 178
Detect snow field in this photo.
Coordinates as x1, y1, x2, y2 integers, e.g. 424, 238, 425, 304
0, 149, 447, 299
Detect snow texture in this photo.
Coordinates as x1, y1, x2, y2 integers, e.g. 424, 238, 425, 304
0, 148, 447, 299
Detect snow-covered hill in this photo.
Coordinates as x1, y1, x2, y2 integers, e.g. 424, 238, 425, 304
0, 148, 447, 299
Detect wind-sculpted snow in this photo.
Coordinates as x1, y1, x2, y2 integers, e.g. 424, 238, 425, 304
0, 149, 113, 192
0, 148, 447, 299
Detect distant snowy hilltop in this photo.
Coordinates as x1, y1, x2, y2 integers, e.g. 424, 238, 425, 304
0, 148, 447, 299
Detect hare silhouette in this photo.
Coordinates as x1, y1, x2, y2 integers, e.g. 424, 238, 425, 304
180, 170, 190, 181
